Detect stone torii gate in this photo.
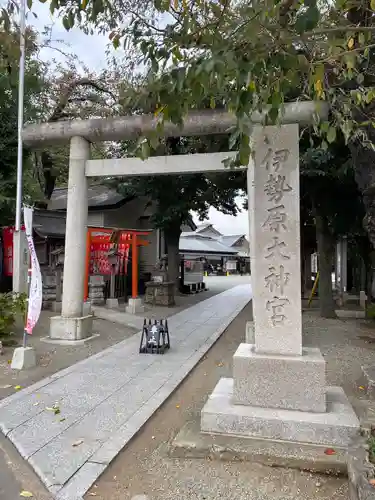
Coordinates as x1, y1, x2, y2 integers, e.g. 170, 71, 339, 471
22, 102, 359, 451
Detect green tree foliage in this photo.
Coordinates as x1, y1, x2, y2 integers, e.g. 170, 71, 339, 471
23, 0, 375, 159
0, 27, 44, 226
300, 133, 367, 316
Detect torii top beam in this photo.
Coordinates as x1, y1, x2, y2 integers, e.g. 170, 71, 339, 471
22, 102, 329, 147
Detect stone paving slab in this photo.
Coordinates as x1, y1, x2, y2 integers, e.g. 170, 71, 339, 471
0, 283, 251, 499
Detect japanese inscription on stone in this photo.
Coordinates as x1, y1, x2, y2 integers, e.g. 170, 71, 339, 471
262, 146, 292, 327
249, 124, 302, 355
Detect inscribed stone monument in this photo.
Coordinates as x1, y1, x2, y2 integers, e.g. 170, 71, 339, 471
200, 124, 360, 448
249, 124, 302, 356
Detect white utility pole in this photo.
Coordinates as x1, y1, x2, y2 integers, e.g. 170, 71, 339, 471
13, 0, 28, 294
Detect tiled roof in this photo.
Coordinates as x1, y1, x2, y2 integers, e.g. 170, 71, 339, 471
219, 234, 245, 247
179, 234, 238, 256
33, 210, 66, 238
48, 184, 127, 211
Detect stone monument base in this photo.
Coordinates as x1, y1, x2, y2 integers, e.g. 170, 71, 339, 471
145, 281, 175, 307
106, 298, 119, 308
201, 378, 359, 447
126, 297, 145, 315
170, 420, 348, 474
233, 344, 326, 412
50, 315, 93, 341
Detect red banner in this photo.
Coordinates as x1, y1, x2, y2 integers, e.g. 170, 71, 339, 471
1, 226, 25, 277
89, 233, 131, 276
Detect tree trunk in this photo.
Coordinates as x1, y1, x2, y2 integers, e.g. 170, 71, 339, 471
164, 224, 181, 293
315, 213, 337, 318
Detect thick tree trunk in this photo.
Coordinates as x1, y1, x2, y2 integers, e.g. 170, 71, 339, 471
315, 213, 337, 318
164, 224, 181, 293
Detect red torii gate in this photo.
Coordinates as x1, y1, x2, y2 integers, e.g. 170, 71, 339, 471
84, 227, 150, 302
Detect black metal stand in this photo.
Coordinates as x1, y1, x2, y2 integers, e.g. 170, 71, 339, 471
139, 319, 170, 354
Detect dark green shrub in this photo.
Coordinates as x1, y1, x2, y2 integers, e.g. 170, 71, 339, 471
0, 293, 27, 336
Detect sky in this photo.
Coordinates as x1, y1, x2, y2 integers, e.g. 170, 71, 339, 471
28, 1, 249, 237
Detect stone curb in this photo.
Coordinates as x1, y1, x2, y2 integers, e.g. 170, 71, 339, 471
348, 434, 375, 500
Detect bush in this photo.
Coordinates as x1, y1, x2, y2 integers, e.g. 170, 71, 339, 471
0, 292, 27, 336
366, 303, 375, 320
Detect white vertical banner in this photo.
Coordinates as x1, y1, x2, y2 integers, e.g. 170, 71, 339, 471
23, 205, 43, 334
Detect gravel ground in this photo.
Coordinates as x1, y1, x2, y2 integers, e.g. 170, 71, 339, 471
303, 312, 375, 400
86, 306, 370, 500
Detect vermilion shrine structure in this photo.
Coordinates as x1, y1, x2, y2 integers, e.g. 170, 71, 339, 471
21, 103, 359, 462
84, 227, 150, 307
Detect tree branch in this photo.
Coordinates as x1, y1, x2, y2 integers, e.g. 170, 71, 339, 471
49, 77, 116, 122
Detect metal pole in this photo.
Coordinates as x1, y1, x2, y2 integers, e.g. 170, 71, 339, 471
15, 0, 26, 231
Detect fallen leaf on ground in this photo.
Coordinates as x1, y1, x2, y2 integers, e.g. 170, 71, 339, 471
59, 418, 66, 422
45, 404, 60, 415
14, 385, 22, 390
217, 362, 224, 367
7, 360, 11, 364
0, 384, 12, 389
359, 386, 365, 390
175, 404, 180, 409
72, 439, 84, 447
324, 448, 336, 455
20, 491, 33, 497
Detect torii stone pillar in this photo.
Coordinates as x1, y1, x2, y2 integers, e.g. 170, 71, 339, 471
50, 137, 93, 340
200, 124, 359, 448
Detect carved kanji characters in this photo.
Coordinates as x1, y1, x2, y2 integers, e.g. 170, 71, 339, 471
265, 237, 290, 260
261, 148, 290, 172
266, 296, 290, 326
264, 265, 290, 294
264, 173, 292, 203
263, 205, 287, 232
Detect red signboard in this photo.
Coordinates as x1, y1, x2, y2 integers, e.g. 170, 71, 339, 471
89, 233, 131, 276
1, 226, 25, 277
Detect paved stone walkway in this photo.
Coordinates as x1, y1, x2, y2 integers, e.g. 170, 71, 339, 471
0, 283, 251, 500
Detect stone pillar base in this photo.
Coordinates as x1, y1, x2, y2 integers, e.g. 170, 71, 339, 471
83, 301, 92, 316
50, 315, 93, 341
51, 301, 62, 313
201, 378, 359, 448
233, 344, 326, 413
106, 298, 119, 308
125, 297, 145, 315
11, 346, 37, 370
